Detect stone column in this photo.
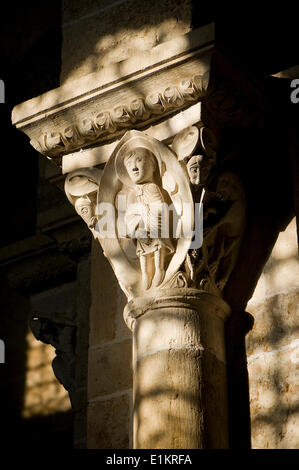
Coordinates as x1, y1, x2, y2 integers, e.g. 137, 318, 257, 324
125, 288, 231, 449
12, 24, 258, 449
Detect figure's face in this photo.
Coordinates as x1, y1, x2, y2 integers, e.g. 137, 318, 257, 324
124, 148, 156, 184
187, 155, 210, 187
187, 162, 201, 186
75, 197, 94, 225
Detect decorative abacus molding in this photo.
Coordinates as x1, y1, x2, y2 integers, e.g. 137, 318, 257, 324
31, 74, 209, 158
12, 25, 215, 163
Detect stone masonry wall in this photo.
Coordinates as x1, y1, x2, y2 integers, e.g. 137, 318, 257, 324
246, 217, 299, 448
87, 240, 132, 448
61, 0, 192, 84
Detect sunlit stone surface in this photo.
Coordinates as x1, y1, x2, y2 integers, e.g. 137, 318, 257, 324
22, 331, 71, 418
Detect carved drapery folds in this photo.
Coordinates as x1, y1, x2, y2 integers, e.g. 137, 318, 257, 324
65, 125, 246, 306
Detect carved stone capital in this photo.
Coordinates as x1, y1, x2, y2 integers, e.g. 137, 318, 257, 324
63, 126, 245, 306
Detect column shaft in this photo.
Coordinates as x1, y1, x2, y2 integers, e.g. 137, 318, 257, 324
125, 289, 231, 449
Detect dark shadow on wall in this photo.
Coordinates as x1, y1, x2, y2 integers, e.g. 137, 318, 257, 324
0, 269, 75, 450
0, 1, 68, 451
221, 80, 297, 448
214, 5, 299, 76
19, 411, 74, 449
0, 275, 28, 446
0, 2, 62, 246
0, 272, 74, 449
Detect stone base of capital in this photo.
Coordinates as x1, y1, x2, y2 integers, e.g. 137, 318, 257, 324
124, 288, 231, 449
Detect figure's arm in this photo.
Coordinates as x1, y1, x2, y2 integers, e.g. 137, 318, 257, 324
143, 184, 166, 236
125, 200, 148, 239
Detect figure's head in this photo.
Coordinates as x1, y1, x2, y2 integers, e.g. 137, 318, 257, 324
186, 155, 204, 187
124, 147, 158, 184
186, 154, 213, 188
75, 195, 94, 226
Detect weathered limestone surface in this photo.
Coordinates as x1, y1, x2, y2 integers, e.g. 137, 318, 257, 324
22, 330, 71, 418
61, 0, 192, 83
246, 218, 299, 448
89, 241, 128, 346
87, 392, 132, 449
87, 240, 132, 448
88, 339, 132, 398
128, 289, 231, 448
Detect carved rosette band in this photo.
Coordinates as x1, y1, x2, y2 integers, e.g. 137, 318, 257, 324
31, 73, 209, 158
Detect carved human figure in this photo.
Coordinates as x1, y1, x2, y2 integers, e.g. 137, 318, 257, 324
118, 147, 174, 290
74, 195, 97, 228
207, 171, 245, 289
185, 154, 215, 203
172, 125, 216, 201
186, 154, 203, 187
189, 171, 246, 292
64, 167, 102, 230
171, 126, 246, 294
